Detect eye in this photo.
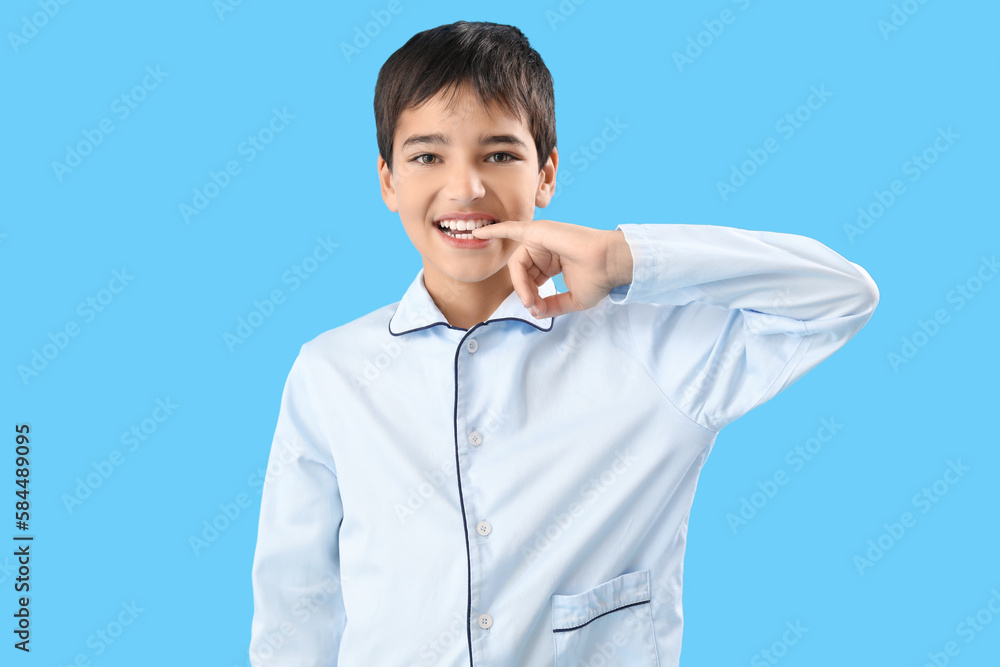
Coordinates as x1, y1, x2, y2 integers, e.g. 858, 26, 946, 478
412, 154, 439, 165
488, 152, 517, 163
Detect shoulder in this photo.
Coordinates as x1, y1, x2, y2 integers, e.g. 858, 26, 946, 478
298, 300, 399, 366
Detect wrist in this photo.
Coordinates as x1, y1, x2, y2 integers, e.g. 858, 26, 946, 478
607, 229, 634, 290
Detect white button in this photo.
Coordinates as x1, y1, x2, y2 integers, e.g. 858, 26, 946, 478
476, 520, 492, 536
466, 339, 479, 353
469, 431, 483, 446
478, 613, 493, 629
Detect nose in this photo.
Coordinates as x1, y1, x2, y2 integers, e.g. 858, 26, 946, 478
443, 160, 486, 203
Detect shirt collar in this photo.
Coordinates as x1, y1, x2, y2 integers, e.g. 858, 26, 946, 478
389, 268, 557, 335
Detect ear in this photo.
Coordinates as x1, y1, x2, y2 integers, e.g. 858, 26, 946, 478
378, 153, 398, 212
534, 146, 559, 208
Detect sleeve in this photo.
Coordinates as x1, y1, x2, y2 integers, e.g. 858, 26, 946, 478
249, 345, 347, 666
607, 223, 879, 432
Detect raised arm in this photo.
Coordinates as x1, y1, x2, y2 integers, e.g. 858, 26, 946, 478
606, 223, 879, 430
471, 219, 879, 432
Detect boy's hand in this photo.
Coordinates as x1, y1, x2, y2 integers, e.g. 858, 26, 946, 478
470, 219, 634, 318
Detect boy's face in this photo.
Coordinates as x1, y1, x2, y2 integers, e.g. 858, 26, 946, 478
378, 85, 557, 290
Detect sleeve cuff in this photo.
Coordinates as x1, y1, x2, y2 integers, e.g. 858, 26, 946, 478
608, 223, 655, 305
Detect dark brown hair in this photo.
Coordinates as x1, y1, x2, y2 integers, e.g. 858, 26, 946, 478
374, 21, 556, 172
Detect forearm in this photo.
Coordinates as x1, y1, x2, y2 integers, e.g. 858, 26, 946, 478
609, 223, 879, 328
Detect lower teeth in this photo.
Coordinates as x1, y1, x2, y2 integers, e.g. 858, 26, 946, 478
443, 229, 476, 239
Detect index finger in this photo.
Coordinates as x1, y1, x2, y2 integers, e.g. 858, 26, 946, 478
469, 219, 531, 240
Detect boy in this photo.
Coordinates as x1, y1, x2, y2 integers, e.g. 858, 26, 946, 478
249, 20, 878, 667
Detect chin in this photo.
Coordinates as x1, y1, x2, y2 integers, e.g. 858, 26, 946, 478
446, 266, 500, 284
433, 256, 502, 281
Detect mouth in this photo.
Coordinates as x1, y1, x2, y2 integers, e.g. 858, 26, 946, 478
434, 218, 498, 240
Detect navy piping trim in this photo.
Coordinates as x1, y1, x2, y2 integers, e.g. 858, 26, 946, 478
552, 598, 651, 633
450, 331, 475, 666
388, 313, 556, 337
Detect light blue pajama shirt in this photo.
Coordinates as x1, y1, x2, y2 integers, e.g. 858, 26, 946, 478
249, 223, 879, 667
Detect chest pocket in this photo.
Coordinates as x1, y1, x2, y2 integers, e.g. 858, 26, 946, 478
551, 569, 660, 666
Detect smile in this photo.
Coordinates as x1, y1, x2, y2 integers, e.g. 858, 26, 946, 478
436, 219, 497, 239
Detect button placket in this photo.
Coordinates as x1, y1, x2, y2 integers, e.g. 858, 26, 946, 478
458, 331, 496, 645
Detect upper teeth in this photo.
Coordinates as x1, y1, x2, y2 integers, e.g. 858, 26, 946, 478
438, 219, 496, 231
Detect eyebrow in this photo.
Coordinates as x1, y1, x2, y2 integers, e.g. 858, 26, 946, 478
400, 132, 528, 150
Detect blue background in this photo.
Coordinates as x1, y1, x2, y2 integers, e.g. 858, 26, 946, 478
2, 0, 998, 665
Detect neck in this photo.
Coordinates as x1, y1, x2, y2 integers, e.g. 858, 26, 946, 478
423, 265, 514, 331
